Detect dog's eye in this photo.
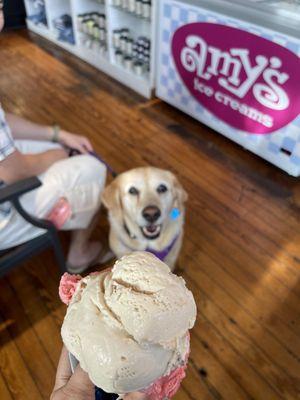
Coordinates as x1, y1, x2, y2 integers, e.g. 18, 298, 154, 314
157, 184, 168, 194
129, 187, 139, 195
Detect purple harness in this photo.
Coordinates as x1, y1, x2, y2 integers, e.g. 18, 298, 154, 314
146, 235, 179, 261
123, 222, 179, 262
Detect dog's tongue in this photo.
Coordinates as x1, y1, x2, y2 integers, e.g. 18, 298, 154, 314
147, 225, 157, 233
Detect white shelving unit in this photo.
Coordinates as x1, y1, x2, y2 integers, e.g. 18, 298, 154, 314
25, 0, 156, 98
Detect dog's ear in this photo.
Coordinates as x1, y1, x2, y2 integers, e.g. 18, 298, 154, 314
102, 179, 121, 211
171, 173, 188, 206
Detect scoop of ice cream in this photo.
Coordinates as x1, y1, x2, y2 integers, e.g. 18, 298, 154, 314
142, 362, 187, 400
61, 251, 196, 395
59, 273, 82, 305
106, 252, 196, 346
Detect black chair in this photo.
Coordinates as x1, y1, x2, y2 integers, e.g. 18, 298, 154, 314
0, 176, 66, 277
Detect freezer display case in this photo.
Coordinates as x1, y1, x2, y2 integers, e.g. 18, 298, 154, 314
156, 0, 300, 176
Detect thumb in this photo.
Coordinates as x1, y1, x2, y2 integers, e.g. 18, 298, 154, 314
53, 346, 72, 391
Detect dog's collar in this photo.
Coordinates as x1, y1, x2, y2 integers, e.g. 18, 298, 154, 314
146, 235, 179, 261
123, 222, 179, 261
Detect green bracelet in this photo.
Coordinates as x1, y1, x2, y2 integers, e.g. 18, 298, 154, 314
52, 124, 60, 143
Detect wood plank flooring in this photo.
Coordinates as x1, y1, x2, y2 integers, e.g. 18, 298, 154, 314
0, 29, 299, 399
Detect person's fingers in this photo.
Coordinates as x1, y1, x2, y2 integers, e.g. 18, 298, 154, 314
123, 393, 149, 400
77, 143, 89, 154
53, 346, 73, 391
60, 131, 93, 153
70, 141, 88, 154
70, 135, 92, 153
81, 137, 93, 152
69, 364, 94, 396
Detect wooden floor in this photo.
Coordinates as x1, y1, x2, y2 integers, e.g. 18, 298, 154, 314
0, 29, 299, 400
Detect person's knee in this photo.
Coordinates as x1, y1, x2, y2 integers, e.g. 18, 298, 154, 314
33, 155, 107, 220
76, 154, 107, 189
45, 154, 107, 190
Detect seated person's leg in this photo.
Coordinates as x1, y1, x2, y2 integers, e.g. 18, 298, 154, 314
34, 153, 107, 271
0, 140, 63, 250
0, 140, 107, 270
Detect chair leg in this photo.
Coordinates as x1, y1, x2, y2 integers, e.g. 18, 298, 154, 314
50, 230, 67, 274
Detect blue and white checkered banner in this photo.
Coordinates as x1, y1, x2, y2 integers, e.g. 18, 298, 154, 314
156, 0, 300, 176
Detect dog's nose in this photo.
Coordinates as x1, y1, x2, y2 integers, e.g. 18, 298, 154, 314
142, 206, 161, 223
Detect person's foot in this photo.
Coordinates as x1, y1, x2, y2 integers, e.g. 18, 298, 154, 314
98, 249, 115, 265
67, 241, 103, 274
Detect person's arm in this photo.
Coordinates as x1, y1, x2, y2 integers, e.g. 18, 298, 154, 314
0, 148, 67, 184
6, 113, 55, 142
6, 113, 93, 154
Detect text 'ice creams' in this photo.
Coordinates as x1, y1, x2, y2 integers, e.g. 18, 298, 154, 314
60, 251, 197, 398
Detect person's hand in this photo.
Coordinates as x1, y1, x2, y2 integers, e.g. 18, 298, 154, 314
58, 130, 93, 154
123, 393, 149, 400
51, 346, 94, 400
51, 346, 150, 400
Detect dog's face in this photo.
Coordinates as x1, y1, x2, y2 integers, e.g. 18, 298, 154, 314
102, 167, 187, 241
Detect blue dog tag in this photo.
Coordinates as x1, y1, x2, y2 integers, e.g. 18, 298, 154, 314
170, 208, 181, 220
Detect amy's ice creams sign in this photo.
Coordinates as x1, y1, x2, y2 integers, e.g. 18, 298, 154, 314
172, 23, 300, 134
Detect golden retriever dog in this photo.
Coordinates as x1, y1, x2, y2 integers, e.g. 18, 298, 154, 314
102, 167, 187, 270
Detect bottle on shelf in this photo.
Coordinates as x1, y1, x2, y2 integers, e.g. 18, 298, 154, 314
111, 0, 152, 20
133, 60, 145, 76
142, 0, 151, 19
122, 0, 129, 10
126, 38, 134, 54
112, 29, 122, 48
113, 28, 151, 75
135, 0, 143, 16
128, 0, 136, 13
123, 55, 133, 70
112, 0, 122, 6
115, 50, 123, 64
77, 12, 107, 54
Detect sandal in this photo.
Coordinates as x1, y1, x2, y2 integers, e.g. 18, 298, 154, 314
66, 246, 115, 274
